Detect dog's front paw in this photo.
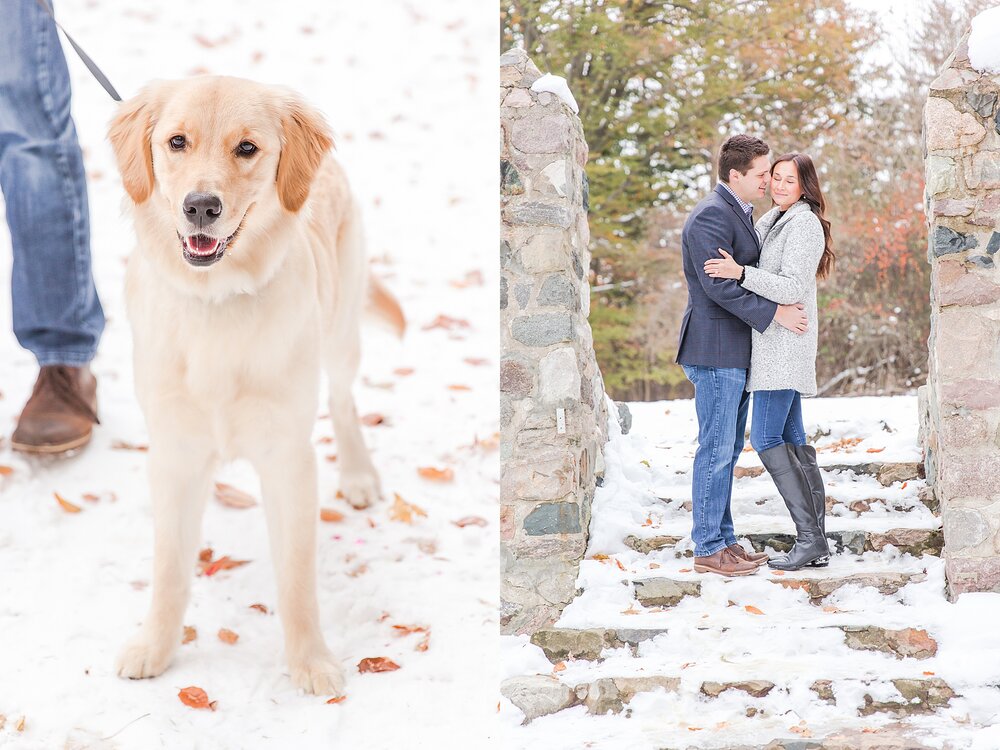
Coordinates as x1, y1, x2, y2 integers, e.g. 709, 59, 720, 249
289, 648, 346, 696
339, 469, 382, 510
115, 629, 176, 680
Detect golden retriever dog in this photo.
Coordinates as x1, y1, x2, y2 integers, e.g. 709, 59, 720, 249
107, 76, 404, 696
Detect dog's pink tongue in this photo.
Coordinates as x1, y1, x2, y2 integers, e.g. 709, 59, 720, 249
187, 235, 219, 254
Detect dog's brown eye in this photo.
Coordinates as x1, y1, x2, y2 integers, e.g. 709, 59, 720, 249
169, 135, 186, 150
236, 141, 258, 157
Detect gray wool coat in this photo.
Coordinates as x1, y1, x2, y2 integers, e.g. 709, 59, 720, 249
740, 200, 826, 396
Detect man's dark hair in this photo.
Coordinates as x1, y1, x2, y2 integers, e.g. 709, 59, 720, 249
718, 135, 770, 183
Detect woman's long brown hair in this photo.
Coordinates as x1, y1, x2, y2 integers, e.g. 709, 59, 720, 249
771, 153, 835, 279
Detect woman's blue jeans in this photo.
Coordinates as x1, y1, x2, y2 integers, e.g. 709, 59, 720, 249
0, 0, 104, 366
750, 389, 807, 453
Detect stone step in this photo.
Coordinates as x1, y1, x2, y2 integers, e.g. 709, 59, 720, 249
654, 486, 937, 516
530, 625, 939, 663
502, 673, 956, 723
632, 570, 926, 608
624, 527, 943, 557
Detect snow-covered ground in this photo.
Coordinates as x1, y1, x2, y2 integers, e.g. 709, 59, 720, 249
0, 2, 497, 749
501, 396, 1000, 749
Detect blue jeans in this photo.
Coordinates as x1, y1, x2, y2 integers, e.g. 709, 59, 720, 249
0, 0, 104, 366
682, 365, 749, 557
749, 390, 807, 453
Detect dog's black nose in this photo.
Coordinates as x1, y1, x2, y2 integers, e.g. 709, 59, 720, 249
183, 192, 222, 225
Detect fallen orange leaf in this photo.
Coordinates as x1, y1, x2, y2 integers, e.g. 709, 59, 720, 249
417, 466, 454, 482
325, 454, 338, 462
182, 626, 197, 644
452, 516, 488, 528
54, 492, 81, 514
389, 493, 427, 524
416, 633, 430, 652
199, 555, 251, 577
213, 482, 257, 509
326, 696, 347, 704
15, 716, 24, 732
866, 447, 885, 453
745, 605, 764, 615
614, 559, 626, 572
198, 548, 213, 563
901, 482, 908, 490
463, 357, 489, 366
361, 413, 386, 427
0, 465, 13, 477
391, 624, 429, 636
552, 661, 566, 673
591, 554, 609, 561
82, 492, 101, 503
111, 440, 148, 452
178, 686, 217, 710
218, 628, 239, 644
320, 508, 345, 523
358, 656, 401, 673
393, 367, 415, 376
923, 670, 935, 676
249, 603, 269, 614
447, 384, 472, 391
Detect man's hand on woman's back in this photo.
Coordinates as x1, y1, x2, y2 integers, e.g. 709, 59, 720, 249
774, 304, 808, 335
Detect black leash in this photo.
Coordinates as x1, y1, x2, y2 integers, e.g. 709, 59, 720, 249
34, 0, 122, 102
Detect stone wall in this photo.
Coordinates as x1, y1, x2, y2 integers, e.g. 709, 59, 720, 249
920, 33, 1000, 598
500, 48, 609, 634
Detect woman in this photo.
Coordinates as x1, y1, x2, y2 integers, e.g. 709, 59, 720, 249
703, 153, 836, 571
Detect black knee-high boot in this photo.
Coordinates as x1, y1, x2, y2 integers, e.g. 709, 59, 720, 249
759, 443, 830, 570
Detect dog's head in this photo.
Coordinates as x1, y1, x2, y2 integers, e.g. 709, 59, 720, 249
108, 77, 333, 271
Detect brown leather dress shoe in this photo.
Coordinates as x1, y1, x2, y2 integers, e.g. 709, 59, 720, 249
728, 543, 769, 566
11, 365, 100, 455
693, 547, 758, 577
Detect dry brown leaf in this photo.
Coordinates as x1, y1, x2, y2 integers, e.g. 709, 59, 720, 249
214, 482, 257, 509
82, 492, 101, 503
358, 656, 401, 673
178, 686, 217, 710
614, 558, 626, 572
361, 413, 386, 427
0, 465, 13, 477
15, 716, 24, 732
591, 554, 609, 561
218, 628, 239, 645
649, 563, 661, 569
822, 606, 842, 614
111, 440, 148, 452
620, 605, 640, 615
923, 670, 936, 676
326, 696, 347, 704
249, 603, 269, 614
198, 548, 213, 563
320, 508, 345, 523
54, 492, 81, 514
901, 482, 909, 490
552, 661, 566, 673
416, 633, 430, 652
772, 570, 786, 576
422, 314, 470, 331
389, 493, 427, 524
866, 447, 885, 454
417, 466, 454, 482
452, 516, 488, 528
182, 626, 197, 644
325, 454, 338, 463
678, 568, 692, 573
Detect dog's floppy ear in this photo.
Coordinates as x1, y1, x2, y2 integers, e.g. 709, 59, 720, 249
276, 97, 334, 213
108, 84, 161, 204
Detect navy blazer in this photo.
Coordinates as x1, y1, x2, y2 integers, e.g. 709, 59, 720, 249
676, 184, 778, 369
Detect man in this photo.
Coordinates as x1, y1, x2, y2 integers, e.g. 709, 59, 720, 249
676, 134, 807, 577
1, 0, 105, 455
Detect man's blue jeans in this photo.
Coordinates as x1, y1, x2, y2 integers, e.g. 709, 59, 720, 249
0, 0, 104, 366
682, 365, 749, 557
749, 389, 807, 453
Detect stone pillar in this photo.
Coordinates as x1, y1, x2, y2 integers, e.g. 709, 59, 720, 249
500, 48, 609, 634
921, 33, 1000, 598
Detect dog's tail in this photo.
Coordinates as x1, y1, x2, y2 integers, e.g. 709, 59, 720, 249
366, 273, 405, 338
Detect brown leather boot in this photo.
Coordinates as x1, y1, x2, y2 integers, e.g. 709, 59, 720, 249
11, 365, 99, 455
728, 543, 769, 566
693, 547, 758, 577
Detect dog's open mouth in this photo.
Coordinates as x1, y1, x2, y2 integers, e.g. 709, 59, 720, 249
178, 217, 246, 268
